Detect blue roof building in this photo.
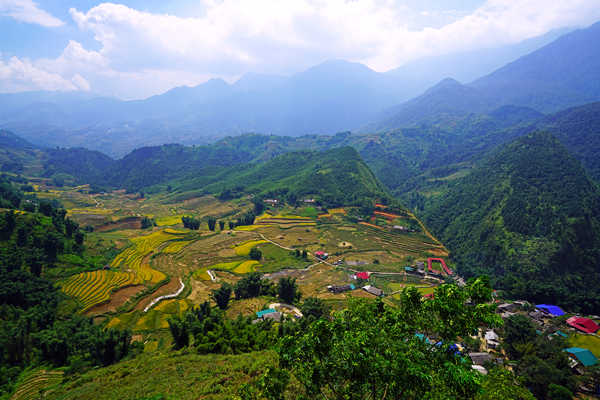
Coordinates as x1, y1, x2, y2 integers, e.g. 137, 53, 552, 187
256, 308, 277, 318
536, 304, 565, 316
564, 347, 598, 367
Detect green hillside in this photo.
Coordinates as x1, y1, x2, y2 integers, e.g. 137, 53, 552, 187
170, 146, 391, 207
424, 131, 600, 313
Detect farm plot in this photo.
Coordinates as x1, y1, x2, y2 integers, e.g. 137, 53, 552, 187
155, 215, 184, 226
135, 299, 191, 331
234, 240, 267, 256
10, 369, 64, 400
59, 270, 137, 312
110, 230, 189, 283
255, 214, 315, 228
357, 224, 446, 256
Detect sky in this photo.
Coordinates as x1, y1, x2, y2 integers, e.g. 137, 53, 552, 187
1, 0, 600, 99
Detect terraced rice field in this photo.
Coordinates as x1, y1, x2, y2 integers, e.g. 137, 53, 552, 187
135, 299, 191, 331
110, 230, 188, 283
358, 224, 445, 255
59, 270, 137, 312
162, 240, 193, 254
10, 369, 63, 400
233, 260, 261, 273
234, 240, 267, 256
255, 213, 315, 228
155, 215, 184, 226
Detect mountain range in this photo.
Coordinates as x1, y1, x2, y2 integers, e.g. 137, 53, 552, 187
0, 24, 595, 157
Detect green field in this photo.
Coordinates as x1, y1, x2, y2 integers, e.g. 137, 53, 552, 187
569, 334, 600, 357
44, 351, 277, 400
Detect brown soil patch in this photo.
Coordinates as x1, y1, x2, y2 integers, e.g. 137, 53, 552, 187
428, 248, 449, 257
96, 216, 142, 232
134, 278, 180, 311
86, 285, 146, 315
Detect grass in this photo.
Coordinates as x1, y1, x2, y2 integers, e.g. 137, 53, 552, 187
257, 243, 311, 273
59, 270, 137, 312
234, 240, 267, 256
45, 351, 277, 400
569, 334, 600, 357
10, 369, 64, 400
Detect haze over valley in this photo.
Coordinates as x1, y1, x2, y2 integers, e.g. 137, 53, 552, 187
1, 2, 600, 399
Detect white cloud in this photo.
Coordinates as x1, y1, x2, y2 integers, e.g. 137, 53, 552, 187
0, 56, 79, 92
0, 0, 63, 27
3, 0, 600, 98
67, 0, 600, 74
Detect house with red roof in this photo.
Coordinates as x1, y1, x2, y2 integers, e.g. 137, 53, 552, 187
354, 272, 370, 280
566, 316, 600, 334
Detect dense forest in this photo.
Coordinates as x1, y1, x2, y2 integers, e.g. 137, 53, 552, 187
0, 177, 136, 397
424, 132, 600, 313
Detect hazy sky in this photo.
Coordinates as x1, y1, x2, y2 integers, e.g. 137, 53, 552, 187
1, 0, 600, 99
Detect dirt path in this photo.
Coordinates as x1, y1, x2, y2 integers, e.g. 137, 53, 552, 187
207, 270, 216, 281
134, 278, 180, 311
144, 278, 184, 312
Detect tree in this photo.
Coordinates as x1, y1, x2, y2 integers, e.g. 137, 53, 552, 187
249, 247, 262, 261
212, 283, 232, 310
140, 216, 154, 229
300, 297, 329, 320
167, 315, 189, 350
547, 384, 573, 400
219, 220, 225, 230
503, 315, 537, 359
207, 217, 217, 231
476, 368, 535, 400
277, 280, 501, 400
228, 221, 235, 230
234, 273, 263, 299
278, 277, 300, 304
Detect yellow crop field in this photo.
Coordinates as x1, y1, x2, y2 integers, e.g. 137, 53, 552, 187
272, 214, 308, 219
328, 208, 347, 214
155, 215, 184, 226
234, 240, 267, 256
233, 260, 260, 273
192, 268, 212, 281
68, 208, 113, 215
254, 212, 273, 222
164, 228, 186, 234
162, 240, 193, 254
59, 270, 136, 312
135, 299, 190, 331
234, 225, 271, 231
110, 230, 187, 283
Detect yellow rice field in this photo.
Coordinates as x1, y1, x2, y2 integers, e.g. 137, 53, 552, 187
155, 215, 184, 226
59, 270, 137, 311
162, 240, 193, 254
233, 260, 261, 273
110, 229, 188, 283
234, 240, 267, 256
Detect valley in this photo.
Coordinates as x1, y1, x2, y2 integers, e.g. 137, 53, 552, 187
35, 181, 449, 343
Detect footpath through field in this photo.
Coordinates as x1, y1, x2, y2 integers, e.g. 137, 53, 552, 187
144, 278, 184, 312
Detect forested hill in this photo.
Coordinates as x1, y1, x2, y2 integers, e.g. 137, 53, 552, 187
535, 101, 600, 181
423, 131, 600, 313
169, 146, 391, 207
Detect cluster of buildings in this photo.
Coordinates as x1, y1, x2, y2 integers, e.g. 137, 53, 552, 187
473, 301, 600, 378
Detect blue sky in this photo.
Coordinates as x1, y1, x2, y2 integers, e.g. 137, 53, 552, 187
1, 0, 599, 99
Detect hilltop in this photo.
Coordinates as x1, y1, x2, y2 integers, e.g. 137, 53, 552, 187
423, 131, 600, 313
